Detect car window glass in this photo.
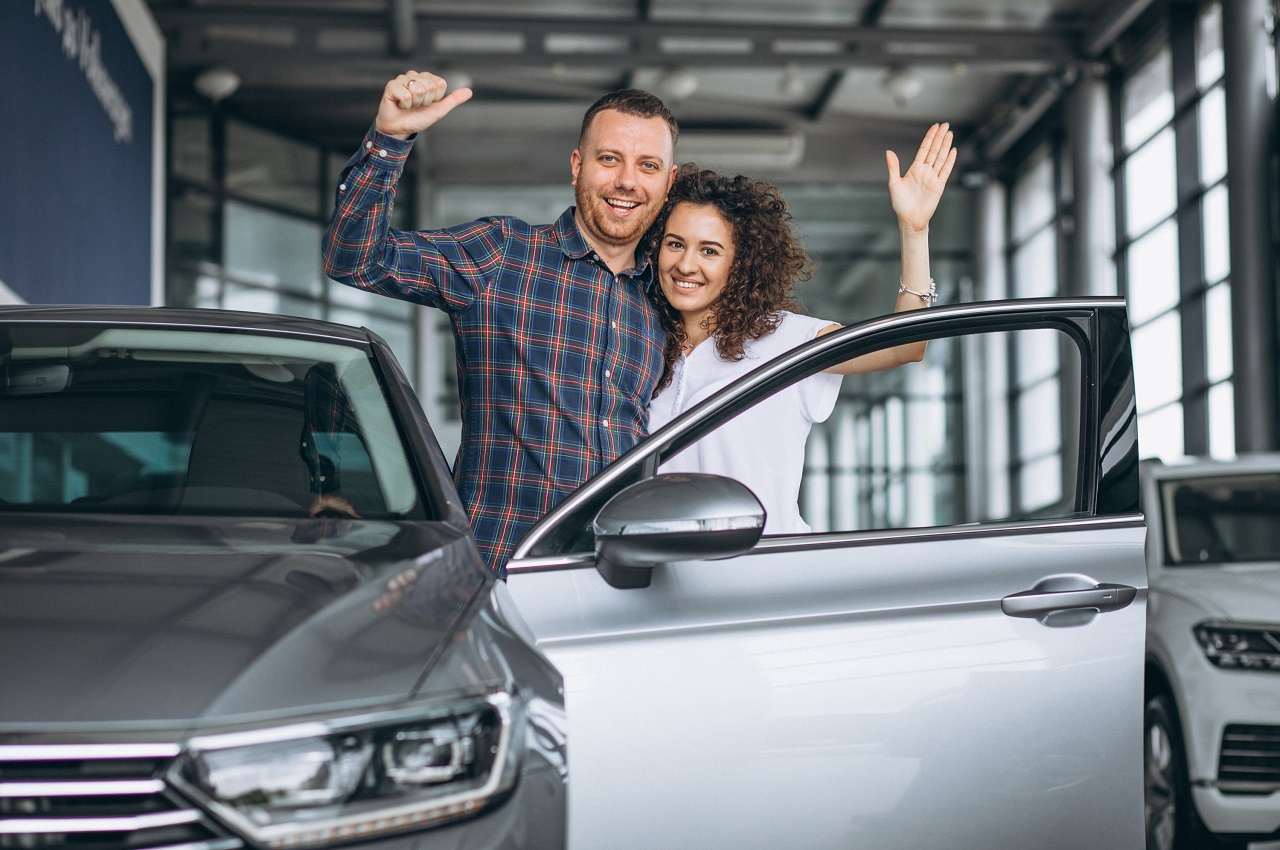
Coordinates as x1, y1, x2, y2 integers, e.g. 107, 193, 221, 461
1160, 474, 1280, 565
0, 325, 425, 519
658, 326, 1085, 537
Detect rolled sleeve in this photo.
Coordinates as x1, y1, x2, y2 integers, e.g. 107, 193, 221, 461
323, 126, 506, 314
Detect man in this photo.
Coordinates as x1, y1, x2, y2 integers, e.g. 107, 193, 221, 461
323, 71, 678, 571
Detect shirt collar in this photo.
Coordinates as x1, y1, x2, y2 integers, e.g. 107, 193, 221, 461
554, 206, 654, 279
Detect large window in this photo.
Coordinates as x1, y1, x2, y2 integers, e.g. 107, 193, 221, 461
1113, 1, 1232, 461
1007, 145, 1068, 512
167, 106, 420, 386
785, 183, 973, 532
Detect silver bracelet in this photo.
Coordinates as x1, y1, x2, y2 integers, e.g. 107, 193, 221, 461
899, 278, 937, 305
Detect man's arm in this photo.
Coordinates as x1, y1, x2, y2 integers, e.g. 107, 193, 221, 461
322, 72, 504, 313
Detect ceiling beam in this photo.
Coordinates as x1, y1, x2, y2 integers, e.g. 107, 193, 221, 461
1083, 0, 1159, 57
860, 0, 894, 27
807, 71, 845, 121
156, 8, 1082, 72
388, 0, 417, 56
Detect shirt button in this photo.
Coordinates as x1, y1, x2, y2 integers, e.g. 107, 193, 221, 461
611, 321, 618, 330
365, 140, 373, 149
378, 148, 388, 157
338, 183, 347, 191
604, 369, 611, 379
601, 419, 610, 428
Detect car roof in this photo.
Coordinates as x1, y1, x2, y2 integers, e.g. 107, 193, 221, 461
1143, 454, 1280, 481
0, 305, 373, 344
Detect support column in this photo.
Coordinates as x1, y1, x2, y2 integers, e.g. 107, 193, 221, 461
1224, 0, 1278, 451
1065, 68, 1117, 298
963, 180, 1010, 520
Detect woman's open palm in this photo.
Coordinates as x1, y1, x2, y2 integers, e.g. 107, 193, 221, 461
886, 123, 957, 233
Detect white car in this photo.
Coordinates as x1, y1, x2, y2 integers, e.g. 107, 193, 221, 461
1143, 456, 1280, 850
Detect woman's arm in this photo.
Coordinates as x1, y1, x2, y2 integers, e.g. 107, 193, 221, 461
823, 123, 956, 376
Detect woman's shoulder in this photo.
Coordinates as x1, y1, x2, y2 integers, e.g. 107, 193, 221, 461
771, 311, 837, 343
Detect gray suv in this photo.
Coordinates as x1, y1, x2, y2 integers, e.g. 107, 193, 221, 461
0, 308, 566, 850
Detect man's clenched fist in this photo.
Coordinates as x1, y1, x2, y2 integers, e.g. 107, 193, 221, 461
375, 71, 472, 140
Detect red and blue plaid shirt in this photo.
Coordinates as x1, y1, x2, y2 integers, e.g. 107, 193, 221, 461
323, 127, 664, 571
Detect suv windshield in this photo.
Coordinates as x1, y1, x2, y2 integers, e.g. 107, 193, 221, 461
1161, 473, 1280, 565
0, 324, 423, 519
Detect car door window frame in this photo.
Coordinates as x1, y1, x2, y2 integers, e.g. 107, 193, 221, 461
508, 298, 1140, 571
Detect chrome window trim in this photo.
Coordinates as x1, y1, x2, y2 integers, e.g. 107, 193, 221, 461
505, 513, 1148, 575
0, 316, 372, 346
512, 297, 1127, 562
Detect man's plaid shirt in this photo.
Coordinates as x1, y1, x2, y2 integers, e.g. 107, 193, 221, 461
323, 127, 664, 571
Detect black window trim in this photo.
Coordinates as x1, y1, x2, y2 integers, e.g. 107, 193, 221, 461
508, 297, 1138, 570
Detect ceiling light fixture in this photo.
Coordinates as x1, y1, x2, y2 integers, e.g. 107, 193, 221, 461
659, 67, 699, 101
881, 66, 924, 106
194, 67, 241, 103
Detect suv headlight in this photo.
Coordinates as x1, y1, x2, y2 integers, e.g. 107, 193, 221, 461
171, 692, 520, 848
1193, 622, 1280, 672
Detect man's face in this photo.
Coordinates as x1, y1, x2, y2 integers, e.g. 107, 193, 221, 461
570, 109, 676, 249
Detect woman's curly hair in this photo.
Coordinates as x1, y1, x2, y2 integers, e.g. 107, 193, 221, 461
648, 165, 813, 395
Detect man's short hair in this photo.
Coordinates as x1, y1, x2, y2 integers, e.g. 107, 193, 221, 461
578, 89, 679, 150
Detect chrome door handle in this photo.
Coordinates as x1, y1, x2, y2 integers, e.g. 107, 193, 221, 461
1001, 574, 1137, 619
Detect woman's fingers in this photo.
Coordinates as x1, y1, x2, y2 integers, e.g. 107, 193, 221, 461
939, 146, 958, 186
912, 123, 938, 168
885, 149, 901, 181
925, 122, 949, 166
932, 129, 954, 173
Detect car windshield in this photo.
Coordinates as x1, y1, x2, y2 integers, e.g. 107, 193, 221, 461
0, 323, 423, 519
1161, 473, 1280, 566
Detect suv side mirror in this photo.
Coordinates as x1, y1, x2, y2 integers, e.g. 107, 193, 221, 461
591, 473, 765, 589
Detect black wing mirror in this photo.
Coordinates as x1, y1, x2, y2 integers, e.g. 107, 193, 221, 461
591, 473, 765, 589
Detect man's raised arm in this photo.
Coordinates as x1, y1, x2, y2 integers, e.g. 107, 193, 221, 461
322, 72, 503, 314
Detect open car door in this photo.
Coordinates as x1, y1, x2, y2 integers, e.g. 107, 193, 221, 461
502, 298, 1146, 850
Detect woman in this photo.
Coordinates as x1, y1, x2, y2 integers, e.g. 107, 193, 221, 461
647, 123, 955, 534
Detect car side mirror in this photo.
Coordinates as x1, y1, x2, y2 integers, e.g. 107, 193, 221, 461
591, 473, 765, 589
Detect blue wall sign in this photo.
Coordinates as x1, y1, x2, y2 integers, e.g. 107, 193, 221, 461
0, 1, 155, 305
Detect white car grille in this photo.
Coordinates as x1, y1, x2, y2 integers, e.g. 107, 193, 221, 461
1218, 725, 1280, 794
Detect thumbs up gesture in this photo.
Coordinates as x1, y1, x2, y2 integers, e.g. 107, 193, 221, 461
375, 71, 473, 140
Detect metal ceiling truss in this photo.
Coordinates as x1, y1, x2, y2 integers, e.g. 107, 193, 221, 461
156, 7, 1082, 74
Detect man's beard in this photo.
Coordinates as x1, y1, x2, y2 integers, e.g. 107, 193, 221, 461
574, 183, 658, 247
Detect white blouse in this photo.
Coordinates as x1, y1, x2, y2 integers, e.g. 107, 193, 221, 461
647, 311, 843, 534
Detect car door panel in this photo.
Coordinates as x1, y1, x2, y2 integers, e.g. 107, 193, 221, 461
507, 520, 1146, 850
504, 299, 1145, 850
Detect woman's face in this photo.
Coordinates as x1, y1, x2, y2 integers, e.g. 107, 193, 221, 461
658, 202, 736, 319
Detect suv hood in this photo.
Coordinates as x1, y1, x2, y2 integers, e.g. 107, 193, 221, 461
1155, 562, 1280, 622
0, 514, 489, 728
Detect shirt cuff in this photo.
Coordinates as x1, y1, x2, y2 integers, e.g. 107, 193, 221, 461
341, 125, 417, 175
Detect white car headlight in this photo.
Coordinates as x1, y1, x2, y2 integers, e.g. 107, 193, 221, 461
1193, 621, 1280, 672
171, 692, 520, 849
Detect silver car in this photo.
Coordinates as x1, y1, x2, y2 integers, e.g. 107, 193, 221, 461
499, 297, 1148, 850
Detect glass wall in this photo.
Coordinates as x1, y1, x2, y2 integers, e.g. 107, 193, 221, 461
166, 103, 420, 385
1007, 144, 1067, 512
1112, 1, 1233, 460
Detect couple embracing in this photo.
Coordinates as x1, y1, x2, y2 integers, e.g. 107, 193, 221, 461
323, 71, 956, 571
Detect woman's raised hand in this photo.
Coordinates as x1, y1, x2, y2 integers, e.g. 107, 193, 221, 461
885, 123, 957, 234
